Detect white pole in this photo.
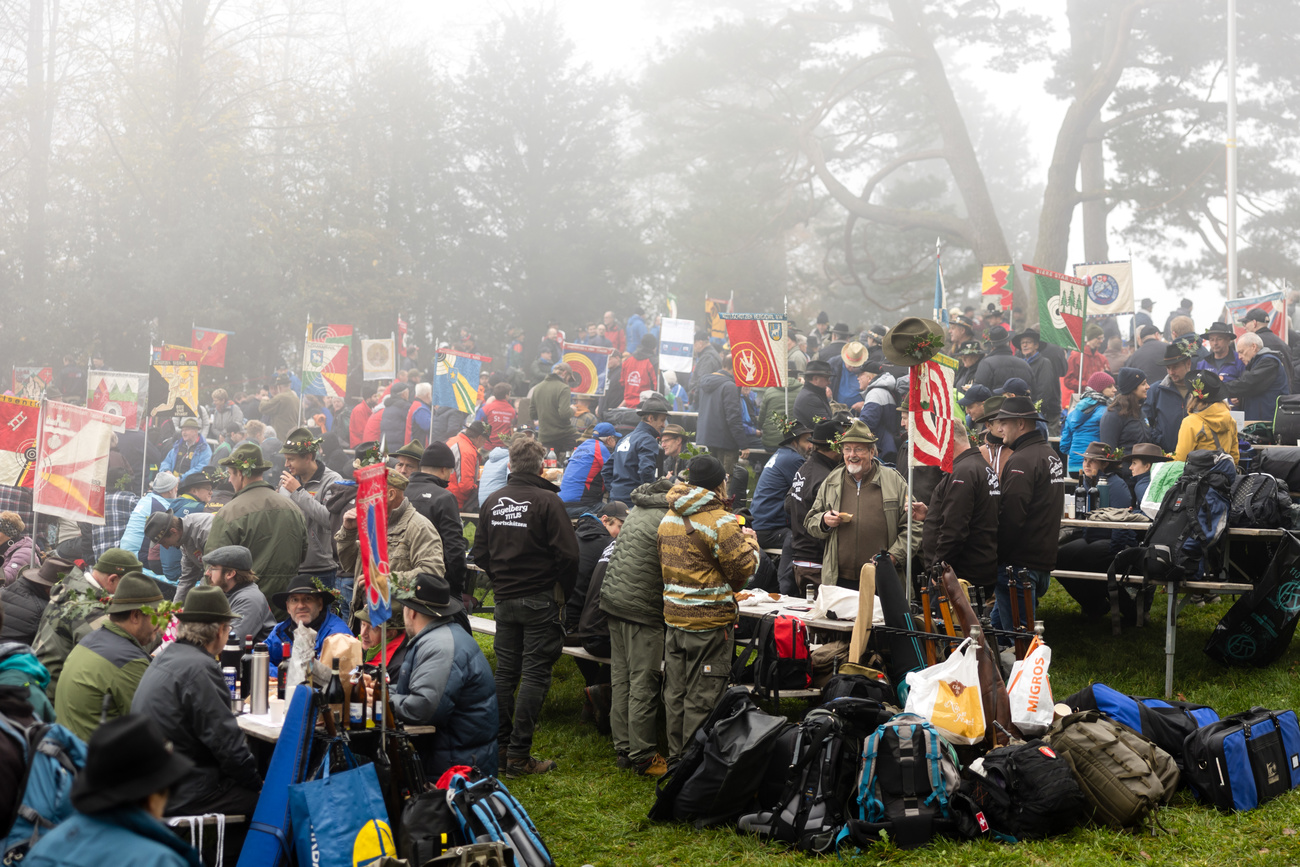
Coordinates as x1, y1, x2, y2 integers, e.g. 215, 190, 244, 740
906, 458, 914, 603
1226, 0, 1238, 301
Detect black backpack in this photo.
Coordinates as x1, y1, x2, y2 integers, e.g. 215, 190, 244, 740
820, 671, 895, 708
1205, 531, 1300, 668
958, 739, 1088, 840
731, 613, 812, 700
399, 788, 466, 865
1228, 474, 1290, 529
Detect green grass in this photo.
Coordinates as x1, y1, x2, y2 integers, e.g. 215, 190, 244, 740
470, 583, 1300, 866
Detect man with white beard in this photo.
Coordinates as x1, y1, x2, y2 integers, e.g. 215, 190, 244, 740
804, 419, 920, 589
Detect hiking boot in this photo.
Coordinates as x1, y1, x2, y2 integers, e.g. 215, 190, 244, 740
585, 684, 612, 735
635, 753, 668, 778
615, 750, 632, 770
505, 755, 557, 778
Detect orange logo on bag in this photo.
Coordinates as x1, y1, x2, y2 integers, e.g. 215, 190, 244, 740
1038, 745, 1057, 759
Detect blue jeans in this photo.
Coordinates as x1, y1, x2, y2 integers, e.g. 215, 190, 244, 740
990, 565, 1051, 641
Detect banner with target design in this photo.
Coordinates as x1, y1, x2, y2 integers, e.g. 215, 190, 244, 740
33, 401, 120, 525
354, 463, 391, 624
1026, 264, 1089, 352
719, 314, 787, 388
562, 343, 615, 396
0, 395, 40, 488
908, 359, 955, 472
303, 324, 351, 398
433, 350, 487, 412
191, 326, 233, 368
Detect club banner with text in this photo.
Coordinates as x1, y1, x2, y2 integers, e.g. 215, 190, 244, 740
1026, 264, 1089, 351
720, 315, 787, 388
1073, 260, 1134, 317
33, 402, 121, 525
355, 463, 392, 624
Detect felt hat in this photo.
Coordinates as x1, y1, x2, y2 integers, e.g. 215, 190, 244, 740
273, 373, 291, 385
816, 311, 830, 325
972, 395, 1005, 425
1123, 443, 1171, 464
420, 442, 455, 469
883, 317, 946, 367
220, 442, 273, 471
956, 340, 985, 357
280, 426, 322, 455
593, 422, 618, 438
830, 322, 853, 338
1087, 371, 1115, 392
93, 548, 143, 577
1243, 308, 1271, 324
20, 554, 75, 587
994, 377, 1030, 396
1202, 321, 1236, 340
958, 384, 992, 409
859, 360, 886, 376
175, 585, 235, 623
464, 420, 491, 439
70, 716, 195, 814
984, 324, 1012, 345
1160, 337, 1200, 365
1074, 441, 1123, 465
1116, 367, 1147, 395
151, 471, 179, 494
779, 419, 813, 445
809, 418, 844, 446
270, 574, 335, 611
388, 470, 410, 491
178, 417, 201, 430
1140, 298, 1154, 310
105, 572, 164, 614
1015, 328, 1041, 346
839, 419, 878, 445
984, 304, 1006, 319
1187, 369, 1227, 403
993, 396, 1045, 422
203, 545, 253, 573
869, 324, 888, 338
803, 360, 834, 378
390, 440, 424, 462
685, 455, 726, 491
840, 341, 869, 368
661, 423, 688, 440
143, 511, 176, 544
177, 471, 214, 495
950, 314, 976, 331
637, 394, 672, 416
400, 573, 464, 619
353, 441, 386, 467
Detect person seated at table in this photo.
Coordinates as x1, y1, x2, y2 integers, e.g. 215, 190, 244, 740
1055, 441, 1139, 618
203, 545, 276, 644
130, 585, 263, 817
357, 605, 410, 673
263, 574, 351, 668
23, 716, 202, 867
364, 573, 498, 779
1122, 442, 1172, 507
1174, 370, 1239, 464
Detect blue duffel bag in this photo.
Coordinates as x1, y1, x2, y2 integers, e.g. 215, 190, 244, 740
1182, 707, 1300, 812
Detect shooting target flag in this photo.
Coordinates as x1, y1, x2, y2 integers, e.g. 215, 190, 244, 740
1025, 264, 1089, 352
908, 359, 955, 472
191, 326, 233, 368
720, 315, 787, 388
0, 395, 39, 488
433, 350, 489, 412
33, 401, 121, 525
562, 343, 615, 396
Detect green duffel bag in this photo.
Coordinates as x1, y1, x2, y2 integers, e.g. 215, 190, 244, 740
1047, 710, 1179, 831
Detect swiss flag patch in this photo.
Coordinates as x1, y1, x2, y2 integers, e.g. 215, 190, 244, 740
976, 811, 989, 833
1039, 745, 1058, 759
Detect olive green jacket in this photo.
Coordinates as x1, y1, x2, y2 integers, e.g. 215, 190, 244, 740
205, 480, 308, 611
804, 461, 921, 586
54, 621, 151, 741
32, 567, 108, 703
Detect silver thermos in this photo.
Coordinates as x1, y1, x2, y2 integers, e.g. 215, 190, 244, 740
250, 643, 270, 715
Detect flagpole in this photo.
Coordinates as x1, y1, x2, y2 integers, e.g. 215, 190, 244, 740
29, 398, 45, 565
784, 296, 790, 422
143, 347, 153, 495
298, 319, 309, 430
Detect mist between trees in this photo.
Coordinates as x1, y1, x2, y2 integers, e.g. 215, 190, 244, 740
2, 0, 1297, 385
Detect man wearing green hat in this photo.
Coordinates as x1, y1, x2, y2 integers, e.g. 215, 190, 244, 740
34, 547, 143, 702
805, 419, 920, 588
207, 442, 307, 614
54, 572, 164, 741
277, 426, 342, 591
132, 585, 263, 816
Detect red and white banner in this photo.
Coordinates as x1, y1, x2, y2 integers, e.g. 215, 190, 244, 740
720, 314, 787, 388
1224, 291, 1287, 341
354, 463, 392, 623
0, 395, 40, 488
908, 360, 955, 472
33, 401, 122, 525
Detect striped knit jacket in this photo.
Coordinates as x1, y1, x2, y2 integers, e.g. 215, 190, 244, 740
657, 483, 760, 632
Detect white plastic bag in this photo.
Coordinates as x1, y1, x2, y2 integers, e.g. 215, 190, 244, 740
1007, 637, 1054, 735
903, 638, 986, 745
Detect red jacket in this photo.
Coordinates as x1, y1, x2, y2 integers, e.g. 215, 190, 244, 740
1064, 347, 1110, 400
606, 327, 626, 354
363, 405, 385, 443
349, 402, 373, 448
447, 431, 481, 509
478, 398, 517, 449
620, 356, 657, 407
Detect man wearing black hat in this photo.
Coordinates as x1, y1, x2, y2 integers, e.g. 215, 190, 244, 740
406, 442, 470, 619
816, 322, 853, 362
145, 510, 213, 605
1196, 321, 1246, 384
259, 374, 299, 440
471, 439, 579, 777
865, 324, 888, 365
278, 426, 343, 592
263, 573, 352, 668
913, 420, 999, 588
607, 393, 672, 503
364, 573, 499, 778
986, 397, 1066, 636
688, 330, 723, 407
1142, 336, 1197, 452
55, 572, 163, 741
948, 314, 976, 349
23, 716, 200, 866
203, 545, 275, 643
0, 553, 67, 646
973, 325, 1033, 394
794, 359, 834, 429
954, 340, 984, 390
1015, 329, 1062, 434
783, 418, 845, 595
1240, 307, 1296, 389
1124, 324, 1169, 388
132, 585, 262, 816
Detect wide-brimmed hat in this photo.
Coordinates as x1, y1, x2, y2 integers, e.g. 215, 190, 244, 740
839, 419, 878, 445
353, 441, 386, 467
175, 585, 235, 622
660, 423, 688, 440
1015, 328, 1041, 347
143, 511, 176, 545
1074, 441, 1123, 465
280, 426, 322, 456
1123, 443, 1172, 464
401, 573, 465, 619
204, 545, 253, 573
1161, 337, 1200, 365
950, 314, 975, 332
270, 575, 336, 611
177, 472, 214, 495
972, 395, 1005, 425
994, 396, 1045, 422
984, 324, 1012, 345
803, 360, 833, 379
810, 417, 846, 446
956, 340, 985, 357
1187, 369, 1227, 404
780, 419, 813, 445
390, 440, 424, 462
20, 554, 75, 588
178, 417, 201, 431
1203, 321, 1236, 340
220, 441, 273, 471
830, 322, 853, 338
637, 394, 672, 416
105, 572, 164, 614
840, 341, 869, 368
70, 716, 195, 814
1140, 298, 1154, 310
883, 317, 946, 367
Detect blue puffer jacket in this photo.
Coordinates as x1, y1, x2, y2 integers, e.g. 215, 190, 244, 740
608, 421, 662, 503
1059, 390, 1109, 472
1142, 375, 1188, 452
391, 617, 499, 778
264, 609, 352, 668
750, 446, 804, 531
24, 807, 201, 867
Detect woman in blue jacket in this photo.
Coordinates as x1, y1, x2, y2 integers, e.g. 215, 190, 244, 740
1059, 372, 1115, 473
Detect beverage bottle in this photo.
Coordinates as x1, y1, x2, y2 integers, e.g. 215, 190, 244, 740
1074, 482, 1090, 519
1097, 475, 1110, 509
276, 641, 290, 700
220, 638, 241, 670
239, 635, 254, 700
545, 448, 557, 468
349, 673, 366, 729
323, 659, 345, 724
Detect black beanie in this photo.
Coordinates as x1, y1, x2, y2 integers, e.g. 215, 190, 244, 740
421, 442, 456, 469
686, 455, 726, 492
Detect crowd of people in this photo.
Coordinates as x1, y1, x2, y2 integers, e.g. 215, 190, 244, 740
1, 296, 1297, 863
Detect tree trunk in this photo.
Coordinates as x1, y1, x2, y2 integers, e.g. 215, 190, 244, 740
1080, 116, 1109, 262
25, 0, 49, 296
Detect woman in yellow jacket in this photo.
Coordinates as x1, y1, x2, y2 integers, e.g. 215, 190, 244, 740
1174, 369, 1240, 463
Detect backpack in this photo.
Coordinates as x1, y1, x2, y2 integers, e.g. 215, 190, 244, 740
1046, 711, 1179, 830
731, 613, 812, 701
1063, 684, 1219, 774
445, 774, 554, 867
835, 712, 963, 851
0, 713, 87, 861
1204, 530, 1300, 668
820, 670, 895, 708
1182, 707, 1300, 812
1228, 474, 1290, 529
399, 787, 465, 865
958, 740, 1088, 840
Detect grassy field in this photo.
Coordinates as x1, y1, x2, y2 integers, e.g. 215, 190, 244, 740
470, 582, 1300, 866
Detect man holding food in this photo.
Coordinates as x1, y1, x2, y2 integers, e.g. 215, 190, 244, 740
804, 419, 920, 589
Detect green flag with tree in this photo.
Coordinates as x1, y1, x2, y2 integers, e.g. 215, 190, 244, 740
1025, 264, 1089, 351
